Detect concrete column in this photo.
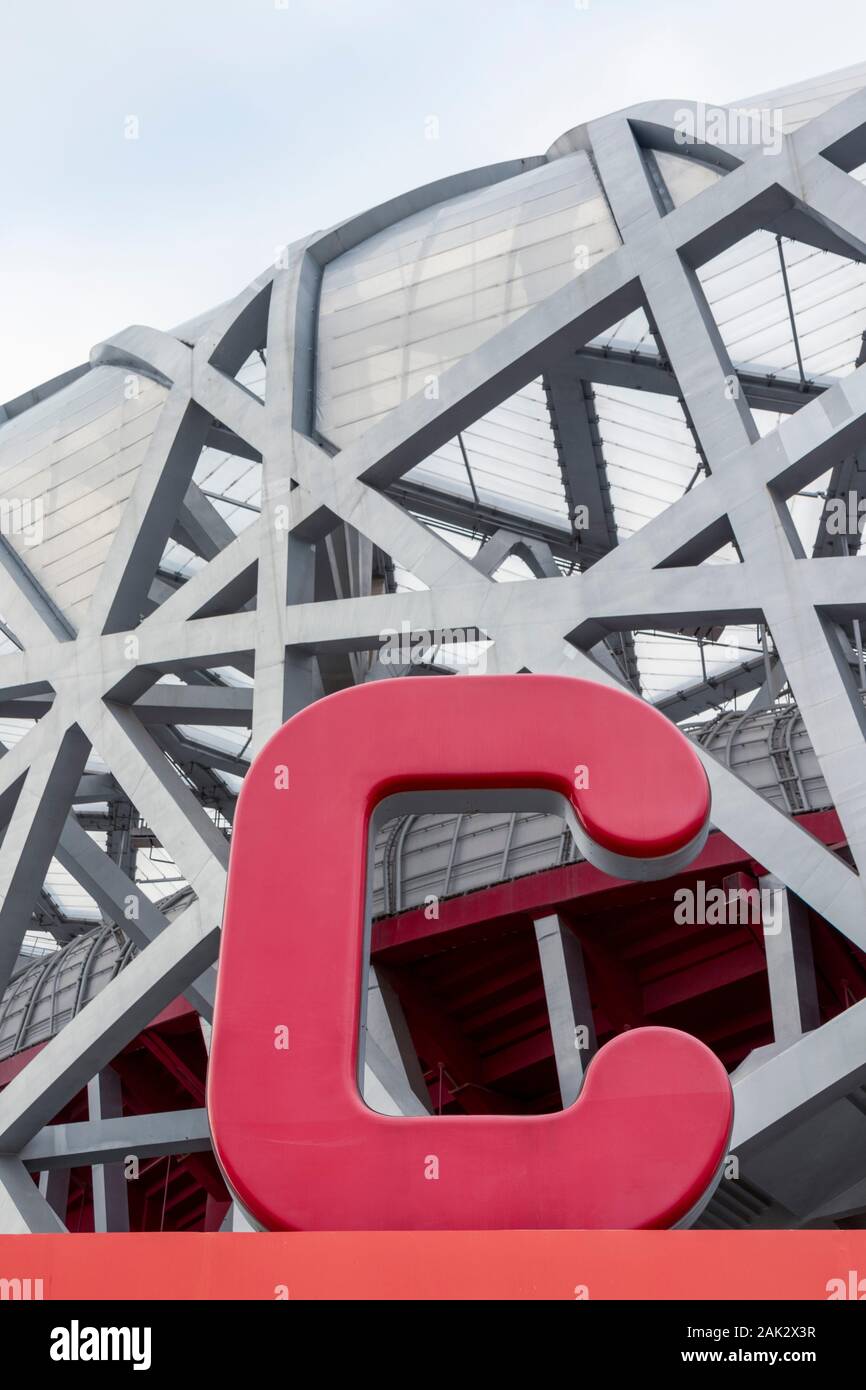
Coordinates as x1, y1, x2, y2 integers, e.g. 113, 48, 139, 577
759, 874, 820, 1045
363, 965, 431, 1116
0, 1158, 66, 1233
533, 914, 597, 1106
38, 1167, 70, 1222
220, 1201, 257, 1231
87, 1068, 129, 1232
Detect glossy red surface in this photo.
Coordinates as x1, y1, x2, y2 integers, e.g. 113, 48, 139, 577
208, 676, 728, 1230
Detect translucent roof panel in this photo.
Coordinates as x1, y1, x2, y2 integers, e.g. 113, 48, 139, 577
237, 350, 266, 403
0, 717, 38, 751
698, 231, 866, 380
315, 153, 621, 448
736, 61, 866, 135
653, 151, 721, 209
20, 930, 58, 958
34, 827, 196, 929
135, 844, 188, 903
176, 724, 250, 760
591, 306, 658, 357
786, 469, 835, 556
593, 384, 703, 541
44, 853, 100, 921
635, 625, 767, 708
160, 446, 261, 581
405, 381, 569, 530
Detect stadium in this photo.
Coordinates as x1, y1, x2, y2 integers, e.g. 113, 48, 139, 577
2, 56, 866, 1260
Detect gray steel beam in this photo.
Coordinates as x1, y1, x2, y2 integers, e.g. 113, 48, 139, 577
0, 362, 90, 425
250, 244, 323, 757
472, 529, 560, 580
569, 348, 832, 414
22, 1108, 211, 1171
204, 423, 261, 462
77, 700, 229, 919
86, 395, 212, 636
0, 1157, 66, 1233
533, 913, 597, 1106
732, 996, 866, 1154
158, 727, 248, 782
38, 1166, 70, 1219
746, 655, 786, 713
544, 368, 621, 558
151, 730, 239, 821
364, 965, 431, 1116
173, 481, 237, 561
0, 900, 219, 1154
87, 1067, 129, 1232
385, 479, 582, 563
0, 720, 91, 996
759, 876, 820, 1045
0, 533, 76, 644
740, 1094, 866, 1220
55, 816, 216, 1018
544, 369, 640, 686
657, 656, 768, 721
588, 110, 866, 914
221, 1202, 257, 1232
804, 1174, 866, 1223
812, 451, 866, 558
318, 524, 374, 689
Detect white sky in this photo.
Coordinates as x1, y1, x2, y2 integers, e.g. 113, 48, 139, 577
1, 0, 863, 400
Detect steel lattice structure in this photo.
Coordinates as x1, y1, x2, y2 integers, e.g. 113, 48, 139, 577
3, 70, 866, 1232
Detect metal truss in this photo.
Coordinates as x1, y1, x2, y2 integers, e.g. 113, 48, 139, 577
3, 88, 866, 1231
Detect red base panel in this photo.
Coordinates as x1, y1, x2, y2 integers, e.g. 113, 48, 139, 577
2, 1230, 866, 1300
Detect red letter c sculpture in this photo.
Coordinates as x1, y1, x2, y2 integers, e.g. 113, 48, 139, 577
208, 675, 732, 1231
